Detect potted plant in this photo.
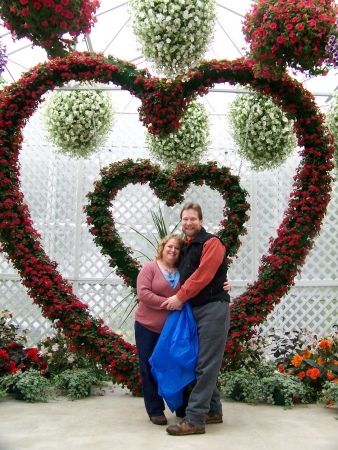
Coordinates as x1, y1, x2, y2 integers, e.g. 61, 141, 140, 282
52, 368, 105, 400
219, 361, 276, 405
219, 366, 264, 404
261, 372, 309, 407
322, 380, 338, 406
0, 309, 47, 377
271, 328, 338, 403
0, 368, 51, 402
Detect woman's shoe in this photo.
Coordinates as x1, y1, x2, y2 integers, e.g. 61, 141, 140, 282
150, 415, 167, 425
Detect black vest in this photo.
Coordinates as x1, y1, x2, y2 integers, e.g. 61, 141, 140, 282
178, 227, 230, 307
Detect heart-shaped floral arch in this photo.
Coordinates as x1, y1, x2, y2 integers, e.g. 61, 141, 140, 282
84, 159, 250, 289
0, 52, 333, 394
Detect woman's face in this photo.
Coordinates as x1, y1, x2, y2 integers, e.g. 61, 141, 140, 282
161, 238, 181, 265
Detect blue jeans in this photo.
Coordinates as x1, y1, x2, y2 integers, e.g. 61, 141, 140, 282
134, 321, 165, 417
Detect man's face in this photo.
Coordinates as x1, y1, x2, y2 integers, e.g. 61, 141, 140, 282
181, 208, 203, 240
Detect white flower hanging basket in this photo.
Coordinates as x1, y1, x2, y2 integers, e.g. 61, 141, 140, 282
42, 82, 115, 159
228, 92, 297, 171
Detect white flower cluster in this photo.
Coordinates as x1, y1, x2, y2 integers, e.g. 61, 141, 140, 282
228, 93, 297, 171
42, 83, 115, 159
146, 101, 210, 168
129, 0, 216, 77
325, 93, 338, 173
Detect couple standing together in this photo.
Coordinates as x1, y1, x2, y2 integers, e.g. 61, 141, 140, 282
135, 202, 231, 436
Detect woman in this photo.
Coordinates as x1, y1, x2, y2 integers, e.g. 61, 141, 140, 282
135, 233, 231, 425
135, 233, 183, 426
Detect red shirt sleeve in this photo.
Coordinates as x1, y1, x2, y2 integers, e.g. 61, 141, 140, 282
176, 237, 226, 302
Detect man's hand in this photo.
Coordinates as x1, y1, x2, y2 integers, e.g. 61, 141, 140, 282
161, 295, 183, 310
223, 278, 231, 292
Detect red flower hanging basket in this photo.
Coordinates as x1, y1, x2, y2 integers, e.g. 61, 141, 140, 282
243, 0, 338, 79
0, 0, 100, 58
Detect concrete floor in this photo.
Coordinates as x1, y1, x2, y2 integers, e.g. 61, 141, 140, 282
0, 383, 337, 450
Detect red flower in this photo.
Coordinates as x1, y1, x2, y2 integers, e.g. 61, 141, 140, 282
6, 360, 20, 374
306, 368, 321, 380
27, 348, 40, 362
0, 350, 9, 359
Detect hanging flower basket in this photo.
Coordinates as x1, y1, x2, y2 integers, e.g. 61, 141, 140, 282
0, 0, 100, 59
242, 0, 338, 79
0, 40, 7, 76
129, 0, 216, 77
228, 92, 297, 171
325, 28, 338, 69
324, 92, 338, 175
42, 82, 115, 159
146, 101, 210, 168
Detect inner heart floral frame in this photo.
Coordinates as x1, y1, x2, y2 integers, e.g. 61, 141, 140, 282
0, 52, 333, 394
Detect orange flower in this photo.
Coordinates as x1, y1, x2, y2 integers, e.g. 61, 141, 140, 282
331, 360, 338, 366
301, 349, 312, 359
278, 363, 285, 373
326, 401, 335, 407
291, 354, 303, 367
306, 368, 321, 380
333, 379, 338, 383
298, 371, 306, 380
316, 357, 326, 365
326, 370, 335, 381
318, 339, 333, 351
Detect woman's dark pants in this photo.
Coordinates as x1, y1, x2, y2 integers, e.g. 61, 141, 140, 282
135, 321, 165, 417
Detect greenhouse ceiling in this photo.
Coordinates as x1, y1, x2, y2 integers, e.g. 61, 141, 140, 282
0, 0, 337, 113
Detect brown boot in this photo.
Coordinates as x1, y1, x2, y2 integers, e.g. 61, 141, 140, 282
150, 415, 167, 425
166, 419, 205, 436
205, 413, 223, 424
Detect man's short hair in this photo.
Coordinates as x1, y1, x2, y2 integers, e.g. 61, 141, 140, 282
180, 202, 203, 220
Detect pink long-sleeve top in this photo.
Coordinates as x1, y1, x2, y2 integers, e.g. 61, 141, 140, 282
135, 261, 181, 334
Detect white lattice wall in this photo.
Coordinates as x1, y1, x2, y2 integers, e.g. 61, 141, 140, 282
0, 107, 337, 345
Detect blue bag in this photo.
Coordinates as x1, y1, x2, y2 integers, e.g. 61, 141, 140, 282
148, 301, 198, 412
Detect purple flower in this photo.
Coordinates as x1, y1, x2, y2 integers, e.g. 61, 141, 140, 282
0, 40, 7, 76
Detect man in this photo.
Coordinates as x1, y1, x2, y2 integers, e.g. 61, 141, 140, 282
161, 202, 230, 436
